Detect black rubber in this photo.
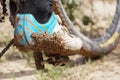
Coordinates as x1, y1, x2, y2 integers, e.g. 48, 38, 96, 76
57, 0, 120, 57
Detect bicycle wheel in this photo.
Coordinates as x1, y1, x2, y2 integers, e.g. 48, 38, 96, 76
53, 0, 120, 57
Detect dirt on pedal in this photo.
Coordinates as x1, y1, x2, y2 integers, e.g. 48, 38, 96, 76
0, 0, 120, 80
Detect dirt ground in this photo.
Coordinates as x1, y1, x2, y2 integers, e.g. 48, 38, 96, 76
0, 0, 120, 80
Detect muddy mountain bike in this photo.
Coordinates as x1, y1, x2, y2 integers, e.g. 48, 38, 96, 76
0, 0, 120, 69
53, 0, 120, 57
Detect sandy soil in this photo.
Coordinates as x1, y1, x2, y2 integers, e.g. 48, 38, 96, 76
0, 0, 120, 80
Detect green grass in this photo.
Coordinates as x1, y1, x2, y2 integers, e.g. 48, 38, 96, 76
10, 73, 16, 80
35, 64, 68, 80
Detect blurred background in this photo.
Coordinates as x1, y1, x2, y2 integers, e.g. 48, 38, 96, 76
0, 0, 120, 80
62, 0, 116, 38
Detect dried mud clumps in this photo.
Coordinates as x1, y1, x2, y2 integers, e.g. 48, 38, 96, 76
32, 33, 78, 56
14, 32, 78, 56
13, 39, 33, 52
